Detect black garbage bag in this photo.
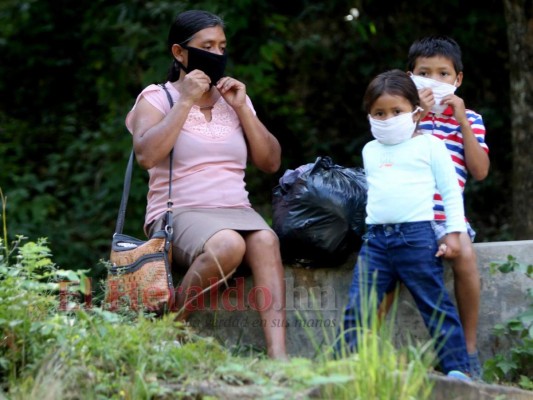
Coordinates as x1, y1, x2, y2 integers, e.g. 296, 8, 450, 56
272, 156, 367, 267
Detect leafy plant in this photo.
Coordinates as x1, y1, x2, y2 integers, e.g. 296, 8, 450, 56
483, 255, 533, 389
1, 188, 438, 399
0, 229, 89, 382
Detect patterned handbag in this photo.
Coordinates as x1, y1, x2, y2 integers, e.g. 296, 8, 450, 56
104, 149, 175, 313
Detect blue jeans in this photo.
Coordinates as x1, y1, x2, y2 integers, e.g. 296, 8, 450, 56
340, 221, 469, 374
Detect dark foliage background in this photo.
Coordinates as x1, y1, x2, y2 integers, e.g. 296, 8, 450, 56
0, 0, 512, 274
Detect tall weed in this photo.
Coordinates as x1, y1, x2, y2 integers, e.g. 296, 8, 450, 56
291, 277, 434, 399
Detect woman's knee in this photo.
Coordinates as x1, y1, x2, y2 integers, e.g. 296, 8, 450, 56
204, 230, 246, 267
246, 230, 280, 250
244, 231, 283, 271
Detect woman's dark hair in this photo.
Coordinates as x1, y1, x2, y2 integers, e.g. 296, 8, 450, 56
363, 69, 420, 113
406, 35, 463, 74
166, 10, 225, 81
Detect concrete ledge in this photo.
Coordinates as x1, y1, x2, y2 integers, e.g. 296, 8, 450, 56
428, 373, 533, 399
166, 373, 533, 400
188, 240, 533, 365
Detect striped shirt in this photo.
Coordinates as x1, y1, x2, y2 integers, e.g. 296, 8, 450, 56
418, 107, 489, 220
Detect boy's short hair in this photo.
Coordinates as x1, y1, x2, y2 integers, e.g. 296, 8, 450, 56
406, 36, 463, 74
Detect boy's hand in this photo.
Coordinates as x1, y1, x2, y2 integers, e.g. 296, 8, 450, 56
441, 94, 468, 125
418, 88, 434, 118
436, 232, 461, 259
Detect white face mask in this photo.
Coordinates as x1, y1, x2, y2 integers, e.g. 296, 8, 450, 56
410, 75, 457, 114
368, 108, 422, 145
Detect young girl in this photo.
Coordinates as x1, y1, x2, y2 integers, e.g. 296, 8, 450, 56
339, 69, 471, 380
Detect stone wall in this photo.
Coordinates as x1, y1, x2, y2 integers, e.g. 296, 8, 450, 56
187, 240, 533, 364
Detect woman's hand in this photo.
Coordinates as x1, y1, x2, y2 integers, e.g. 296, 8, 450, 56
216, 77, 246, 109
175, 70, 212, 103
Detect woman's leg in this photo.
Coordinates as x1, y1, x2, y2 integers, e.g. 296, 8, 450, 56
242, 230, 288, 360
174, 229, 246, 320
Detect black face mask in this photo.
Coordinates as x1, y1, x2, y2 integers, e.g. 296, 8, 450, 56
179, 46, 227, 86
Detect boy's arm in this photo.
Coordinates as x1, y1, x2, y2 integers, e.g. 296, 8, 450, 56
458, 119, 490, 181
432, 137, 466, 260
443, 95, 490, 181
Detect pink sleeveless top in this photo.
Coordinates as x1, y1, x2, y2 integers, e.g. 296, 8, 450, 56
125, 82, 252, 226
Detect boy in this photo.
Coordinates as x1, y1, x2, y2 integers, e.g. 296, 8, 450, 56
407, 36, 490, 379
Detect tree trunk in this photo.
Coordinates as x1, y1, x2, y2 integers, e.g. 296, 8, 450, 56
503, 0, 533, 239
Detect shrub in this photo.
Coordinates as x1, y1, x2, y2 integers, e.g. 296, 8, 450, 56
484, 255, 533, 389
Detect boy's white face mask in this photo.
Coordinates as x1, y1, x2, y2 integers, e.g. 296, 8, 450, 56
410, 75, 457, 114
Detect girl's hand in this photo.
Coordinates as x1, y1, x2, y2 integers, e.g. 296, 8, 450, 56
216, 77, 246, 109
436, 232, 461, 259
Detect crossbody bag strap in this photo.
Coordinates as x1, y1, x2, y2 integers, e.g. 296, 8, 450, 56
160, 83, 175, 248
113, 83, 175, 242
114, 150, 135, 235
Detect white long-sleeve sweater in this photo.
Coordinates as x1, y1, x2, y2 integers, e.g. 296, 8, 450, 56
363, 134, 466, 234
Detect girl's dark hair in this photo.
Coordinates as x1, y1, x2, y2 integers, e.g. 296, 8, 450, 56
406, 35, 463, 74
363, 69, 420, 113
166, 10, 225, 81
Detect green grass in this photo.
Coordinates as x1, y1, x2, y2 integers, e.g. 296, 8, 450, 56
0, 236, 436, 399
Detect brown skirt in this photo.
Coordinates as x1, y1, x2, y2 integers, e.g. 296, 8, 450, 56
148, 207, 274, 268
